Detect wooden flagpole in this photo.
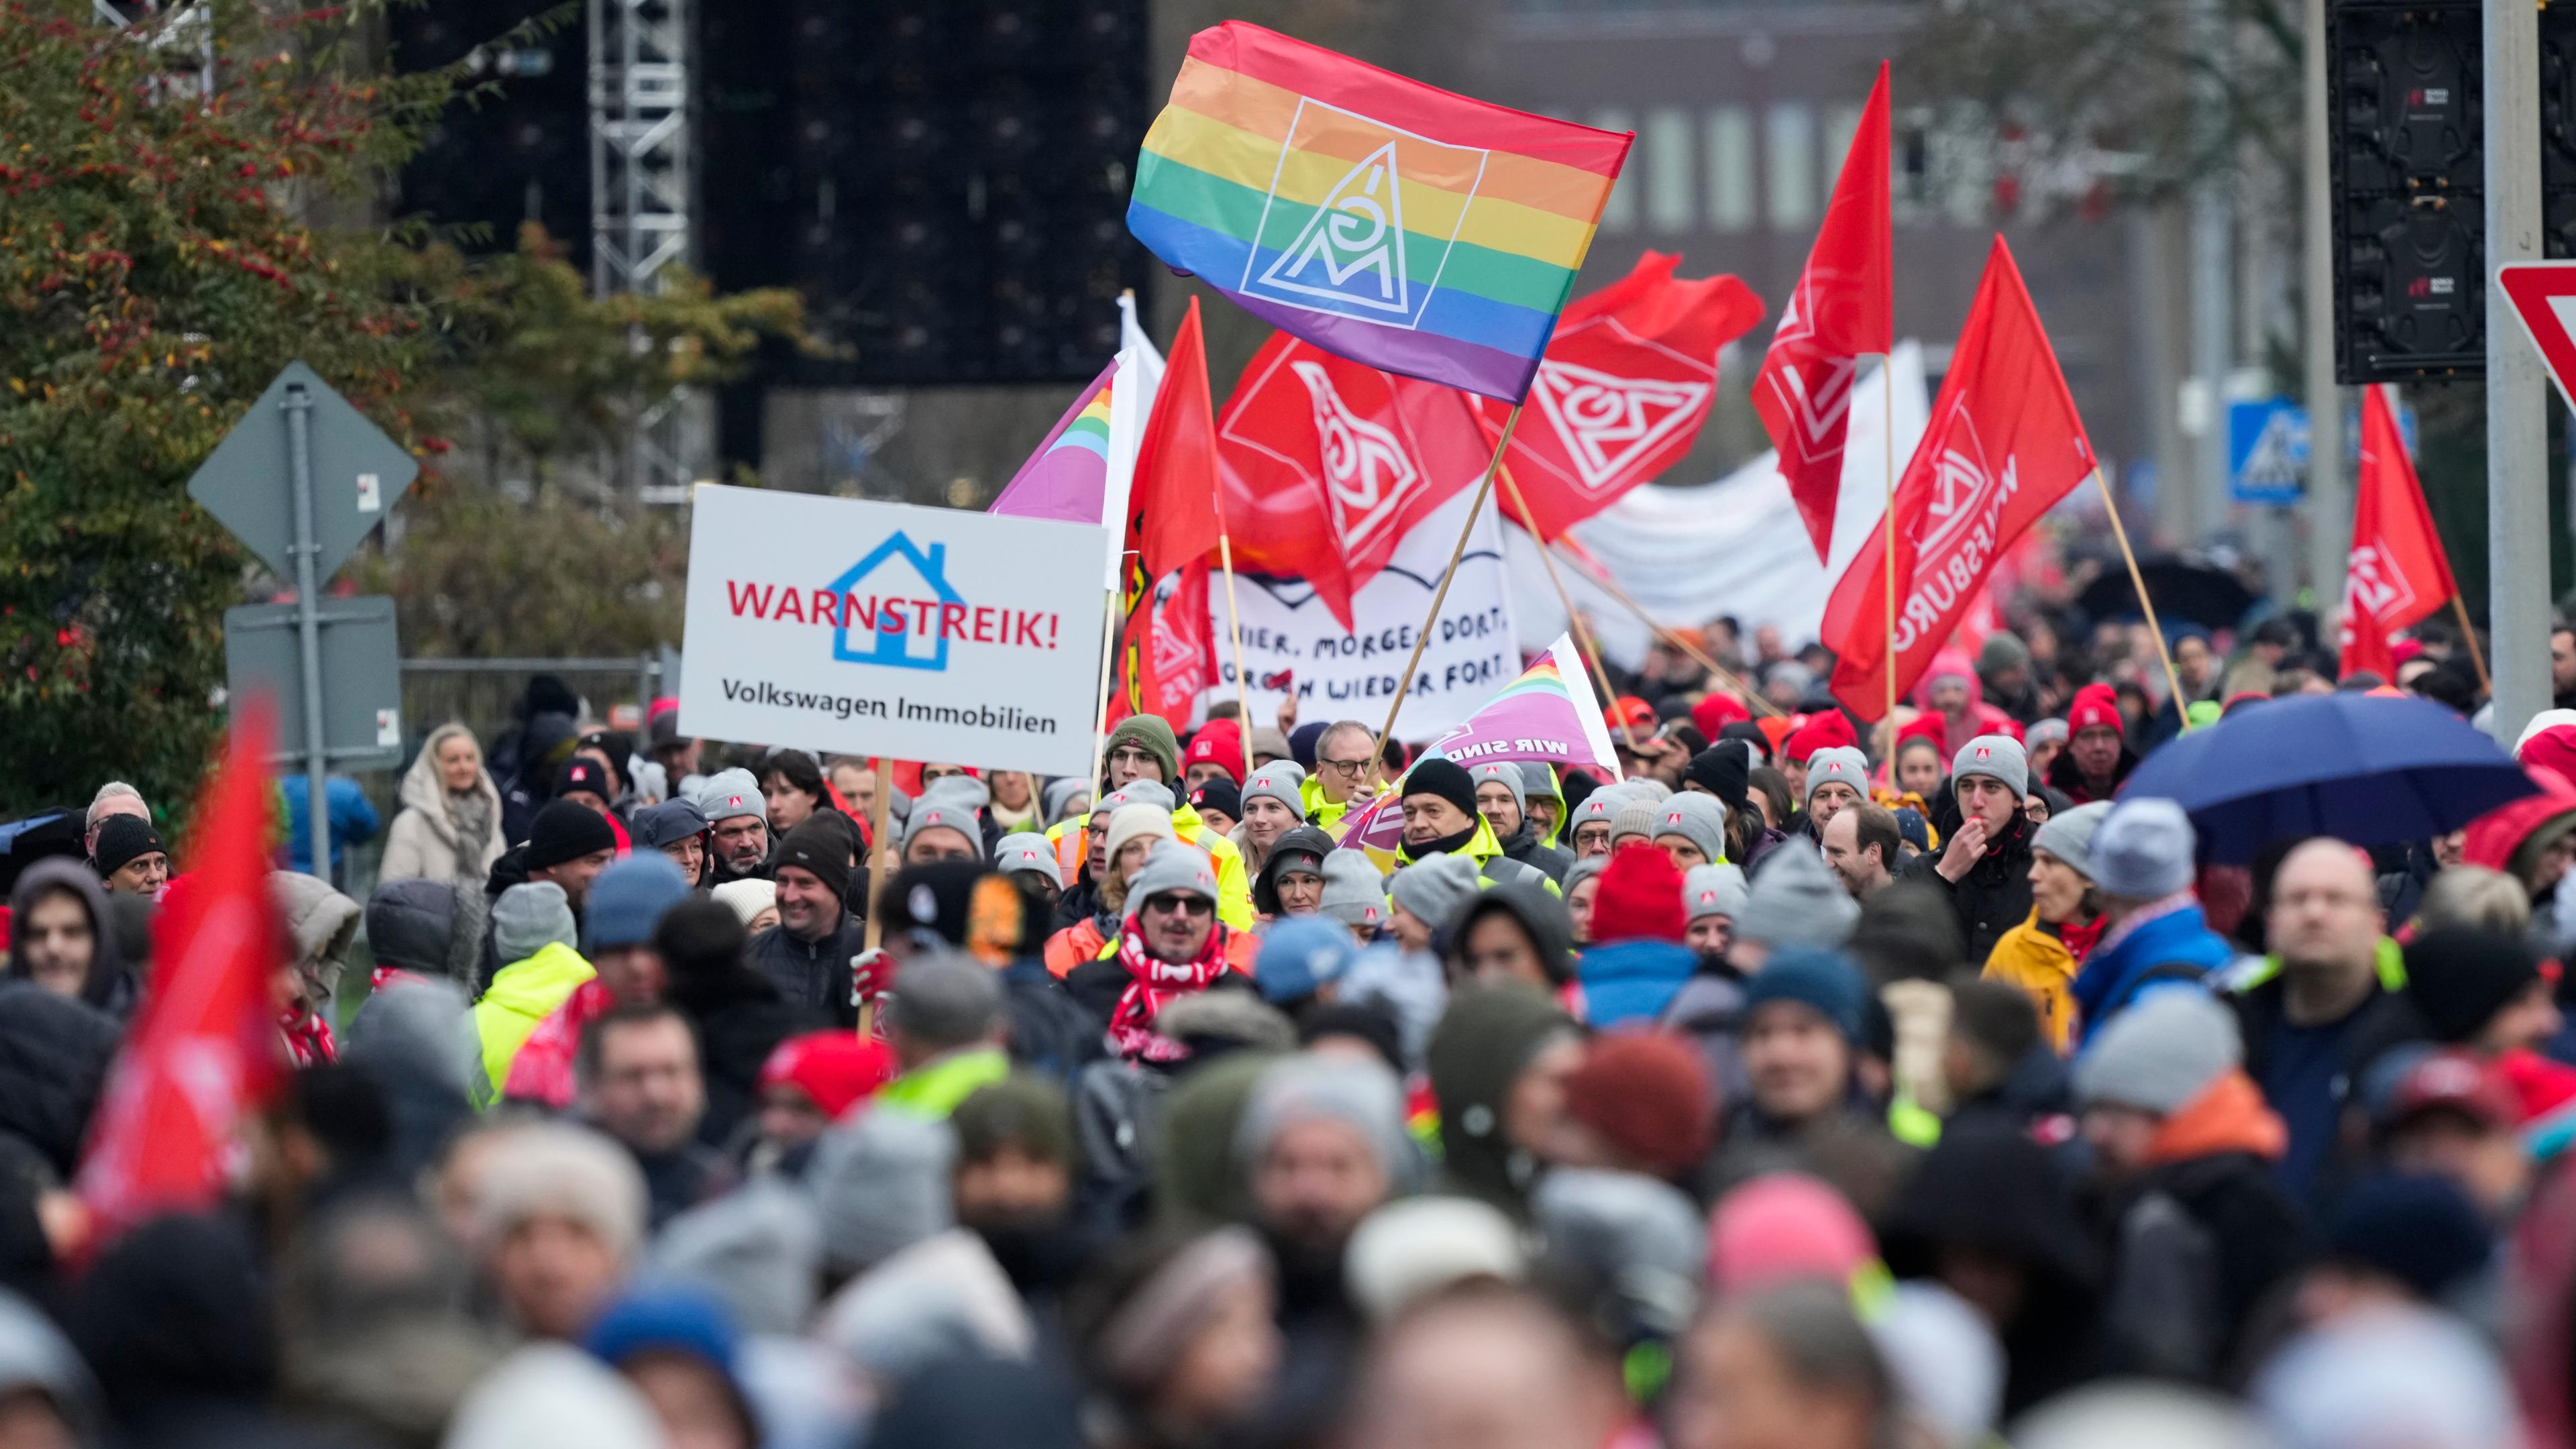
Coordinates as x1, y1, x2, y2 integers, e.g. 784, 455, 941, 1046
857, 759, 899, 1035
2094, 469, 2194, 731
1218, 538, 1256, 779
1546, 542, 1788, 718
1371, 404, 1525, 767
2449, 594, 2494, 697
1501, 468, 1640, 753
1086, 578, 1125, 786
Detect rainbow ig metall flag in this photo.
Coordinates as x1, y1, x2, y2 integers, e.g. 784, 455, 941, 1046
1128, 21, 1632, 404
1339, 634, 1623, 855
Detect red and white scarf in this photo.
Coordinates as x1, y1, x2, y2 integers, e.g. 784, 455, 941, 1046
1107, 917, 1232, 1063
279, 1008, 337, 1067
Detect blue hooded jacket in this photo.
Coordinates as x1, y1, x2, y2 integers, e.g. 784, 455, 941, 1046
1578, 938, 1701, 1029
2070, 898, 2235, 1046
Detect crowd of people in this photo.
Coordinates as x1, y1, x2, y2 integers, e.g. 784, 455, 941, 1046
1, 599, 2573, 1449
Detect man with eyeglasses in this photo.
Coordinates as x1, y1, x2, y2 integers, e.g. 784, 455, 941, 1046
1067, 842, 1254, 1061
1301, 720, 1381, 833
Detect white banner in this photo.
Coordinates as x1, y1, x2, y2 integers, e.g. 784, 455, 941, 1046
679, 484, 1110, 776
1214, 484, 1520, 741
1508, 343, 1932, 666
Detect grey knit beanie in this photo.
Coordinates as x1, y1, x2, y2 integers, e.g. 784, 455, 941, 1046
1684, 863, 1750, 922
992, 832, 1061, 889
2090, 797, 2197, 900
902, 796, 986, 859
1804, 746, 1870, 806
691, 767, 763, 826
1609, 800, 1662, 850
2029, 800, 2114, 881
1388, 853, 1482, 938
1562, 855, 1608, 898
1651, 793, 1731, 863
1950, 735, 2029, 798
1102, 780, 1177, 814
2073, 987, 2239, 1114
1240, 763, 1308, 820
492, 881, 576, 963
1469, 763, 1527, 820
1517, 761, 1560, 800
1735, 842, 1860, 949
1235, 1054, 1417, 1191
1042, 777, 1091, 824
1320, 851, 1389, 933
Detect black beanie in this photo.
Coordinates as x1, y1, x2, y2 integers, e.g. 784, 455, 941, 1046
554, 757, 614, 802
1685, 745, 1750, 811
93, 814, 166, 877
1401, 757, 1479, 819
1188, 778, 1242, 822
2404, 927, 2543, 1044
523, 800, 616, 871
773, 818, 855, 904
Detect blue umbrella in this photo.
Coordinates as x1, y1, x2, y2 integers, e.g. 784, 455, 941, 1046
2120, 692, 2538, 863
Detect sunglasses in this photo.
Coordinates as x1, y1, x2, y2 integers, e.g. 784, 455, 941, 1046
1144, 892, 1214, 918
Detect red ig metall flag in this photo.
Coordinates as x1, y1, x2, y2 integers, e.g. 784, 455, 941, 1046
2339, 384, 2457, 681
1218, 334, 1491, 631
1754, 61, 1893, 562
77, 700, 290, 1244
1477, 251, 1764, 542
1823, 236, 2096, 719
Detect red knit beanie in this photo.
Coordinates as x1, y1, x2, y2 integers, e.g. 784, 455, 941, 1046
1591, 841, 1687, 943
2066, 682, 2123, 736
1782, 710, 1858, 763
1561, 1030, 1716, 1177
1690, 692, 1751, 739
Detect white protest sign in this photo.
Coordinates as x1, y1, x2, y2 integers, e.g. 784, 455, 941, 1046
1216, 484, 1520, 740
679, 484, 1110, 776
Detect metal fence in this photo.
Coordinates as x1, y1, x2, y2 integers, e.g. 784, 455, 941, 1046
397, 653, 671, 763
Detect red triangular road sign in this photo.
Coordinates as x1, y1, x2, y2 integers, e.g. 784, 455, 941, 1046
2498, 262, 2576, 410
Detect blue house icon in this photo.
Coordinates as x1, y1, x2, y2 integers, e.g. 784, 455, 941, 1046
829, 531, 964, 672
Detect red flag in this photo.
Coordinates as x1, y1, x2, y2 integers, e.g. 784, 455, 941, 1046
2339, 385, 2457, 680
77, 699, 290, 1242
1106, 559, 1215, 731
1480, 252, 1765, 541
1823, 237, 2096, 720
1129, 297, 1224, 578
1754, 62, 1893, 561
1217, 332, 1491, 631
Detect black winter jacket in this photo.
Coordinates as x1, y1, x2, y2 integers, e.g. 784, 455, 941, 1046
1898, 812, 2037, 967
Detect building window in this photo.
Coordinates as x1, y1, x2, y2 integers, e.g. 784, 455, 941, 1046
1824, 103, 1864, 189
1706, 107, 1754, 233
1595, 107, 1635, 233
1645, 107, 1693, 233
1766, 102, 1815, 231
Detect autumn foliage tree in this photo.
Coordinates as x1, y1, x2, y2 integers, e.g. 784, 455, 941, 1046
0, 0, 455, 818
0, 2, 804, 821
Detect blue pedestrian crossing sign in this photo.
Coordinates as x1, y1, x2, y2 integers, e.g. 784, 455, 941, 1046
2228, 399, 2308, 504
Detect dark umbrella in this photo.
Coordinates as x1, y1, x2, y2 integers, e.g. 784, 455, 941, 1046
2078, 557, 2257, 633
2121, 692, 2538, 863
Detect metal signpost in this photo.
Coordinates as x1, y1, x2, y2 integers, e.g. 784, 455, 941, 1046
187, 362, 418, 879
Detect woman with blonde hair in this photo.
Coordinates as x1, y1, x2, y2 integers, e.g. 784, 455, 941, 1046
381, 723, 506, 883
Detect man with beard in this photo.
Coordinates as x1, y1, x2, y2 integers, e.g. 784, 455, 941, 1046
1899, 736, 2037, 967
1234, 1051, 1415, 1419
692, 768, 772, 887
1470, 762, 1573, 883
952, 1073, 1089, 1324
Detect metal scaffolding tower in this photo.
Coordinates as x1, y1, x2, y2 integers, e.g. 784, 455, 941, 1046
589, 0, 699, 502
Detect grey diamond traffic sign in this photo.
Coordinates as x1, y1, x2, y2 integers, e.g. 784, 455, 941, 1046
185, 361, 419, 581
